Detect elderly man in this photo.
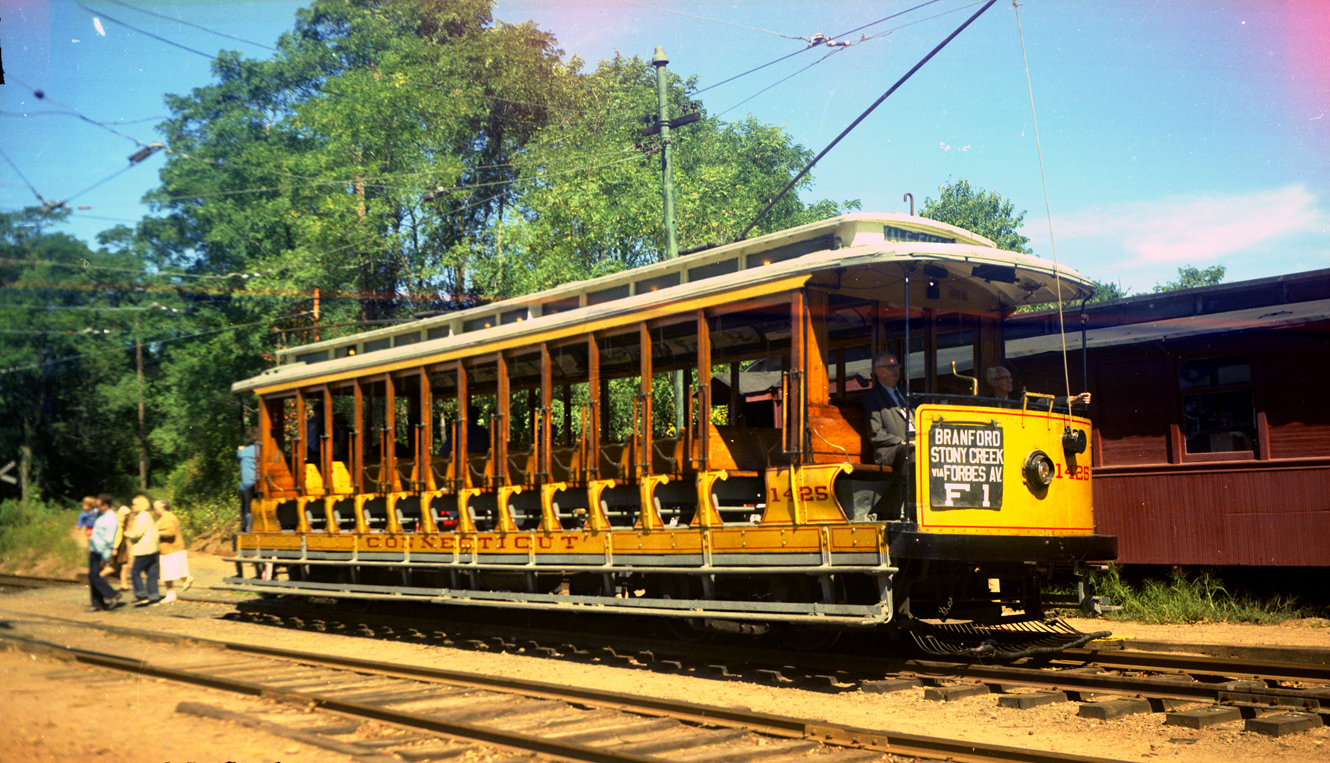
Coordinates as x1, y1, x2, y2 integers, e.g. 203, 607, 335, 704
124, 495, 162, 605
862, 352, 914, 472
985, 366, 1091, 407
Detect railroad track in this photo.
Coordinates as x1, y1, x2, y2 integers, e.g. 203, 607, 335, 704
0, 572, 83, 590
225, 599, 1330, 738
0, 612, 1126, 763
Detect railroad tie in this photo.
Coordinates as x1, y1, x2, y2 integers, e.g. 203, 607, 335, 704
996, 691, 1067, 710
923, 682, 989, 702
1077, 698, 1151, 721
1245, 711, 1324, 737
1164, 706, 1243, 729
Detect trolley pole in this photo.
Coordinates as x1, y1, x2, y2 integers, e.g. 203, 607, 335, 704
652, 46, 679, 261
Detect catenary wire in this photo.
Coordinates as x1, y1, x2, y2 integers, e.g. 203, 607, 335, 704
97, 0, 277, 51
0, 147, 49, 205
74, 0, 220, 61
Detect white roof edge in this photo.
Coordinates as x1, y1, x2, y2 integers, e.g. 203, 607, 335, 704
275, 213, 998, 359
236, 244, 1093, 394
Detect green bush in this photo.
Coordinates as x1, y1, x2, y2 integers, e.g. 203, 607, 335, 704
0, 498, 83, 572
1092, 566, 1307, 625
172, 491, 239, 541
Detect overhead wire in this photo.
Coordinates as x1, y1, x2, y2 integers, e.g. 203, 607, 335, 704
0, 314, 311, 377
692, 0, 945, 97
64, 163, 142, 205
0, 256, 264, 281
13, 81, 158, 147
714, 48, 848, 120
1, 110, 169, 124
0, 146, 50, 205
73, 0, 220, 61
97, 0, 278, 51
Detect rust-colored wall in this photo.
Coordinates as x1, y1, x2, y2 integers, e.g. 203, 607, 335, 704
1010, 327, 1330, 567
1094, 464, 1330, 566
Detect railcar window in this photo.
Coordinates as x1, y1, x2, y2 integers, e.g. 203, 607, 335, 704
301, 389, 325, 496
361, 379, 389, 493
829, 344, 873, 398
1180, 356, 1256, 455
328, 387, 355, 493
936, 322, 977, 396
279, 396, 298, 491
392, 375, 422, 492
428, 369, 458, 490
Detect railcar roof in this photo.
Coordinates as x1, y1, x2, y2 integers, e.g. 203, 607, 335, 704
236, 213, 1093, 394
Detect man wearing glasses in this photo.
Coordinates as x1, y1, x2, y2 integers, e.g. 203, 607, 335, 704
985, 366, 1091, 408
863, 352, 914, 472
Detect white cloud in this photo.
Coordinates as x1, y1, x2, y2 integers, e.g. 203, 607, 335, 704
1041, 186, 1325, 267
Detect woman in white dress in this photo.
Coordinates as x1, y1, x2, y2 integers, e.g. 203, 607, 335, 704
153, 500, 193, 603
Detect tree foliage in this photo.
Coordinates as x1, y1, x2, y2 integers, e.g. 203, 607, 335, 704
1152, 265, 1226, 293
3, 0, 854, 507
918, 178, 1031, 254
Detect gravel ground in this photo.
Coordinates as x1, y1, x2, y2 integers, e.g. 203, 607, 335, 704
1, 550, 1327, 763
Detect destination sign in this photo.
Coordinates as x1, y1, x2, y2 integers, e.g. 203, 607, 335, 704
928, 422, 1003, 509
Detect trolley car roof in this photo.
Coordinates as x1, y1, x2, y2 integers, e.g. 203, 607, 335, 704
236, 213, 1093, 395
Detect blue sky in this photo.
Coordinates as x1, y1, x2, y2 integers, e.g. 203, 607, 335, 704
3, 0, 1327, 294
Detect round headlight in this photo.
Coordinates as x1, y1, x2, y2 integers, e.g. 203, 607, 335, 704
1024, 450, 1055, 490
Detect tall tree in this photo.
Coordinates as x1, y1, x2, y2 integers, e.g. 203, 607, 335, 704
504, 54, 857, 297
918, 178, 1031, 254
92, 0, 859, 504
0, 209, 160, 501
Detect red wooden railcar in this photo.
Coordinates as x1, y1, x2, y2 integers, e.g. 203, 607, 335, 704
1007, 269, 1330, 567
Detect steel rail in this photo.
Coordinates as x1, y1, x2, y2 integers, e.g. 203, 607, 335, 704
0, 622, 1127, 763
0, 573, 83, 588
1052, 647, 1330, 682
222, 597, 1330, 697
3, 634, 663, 763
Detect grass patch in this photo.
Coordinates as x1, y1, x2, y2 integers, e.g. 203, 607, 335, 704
172, 492, 240, 542
1091, 566, 1309, 625
0, 499, 83, 574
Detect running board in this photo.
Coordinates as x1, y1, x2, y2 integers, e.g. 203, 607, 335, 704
220, 576, 891, 627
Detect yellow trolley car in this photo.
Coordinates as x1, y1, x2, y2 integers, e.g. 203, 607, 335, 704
227, 213, 1116, 653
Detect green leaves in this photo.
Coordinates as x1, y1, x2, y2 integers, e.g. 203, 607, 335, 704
1152, 265, 1226, 293
18, 0, 859, 504
918, 178, 1031, 254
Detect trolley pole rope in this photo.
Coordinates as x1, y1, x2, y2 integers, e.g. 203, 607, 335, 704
1013, 0, 1074, 419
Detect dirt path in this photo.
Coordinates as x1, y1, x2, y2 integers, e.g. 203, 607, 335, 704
0, 549, 1327, 763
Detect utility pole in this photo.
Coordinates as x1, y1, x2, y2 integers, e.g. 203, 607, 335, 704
136, 318, 148, 490
653, 46, 683, 431
652, 46, 679, 260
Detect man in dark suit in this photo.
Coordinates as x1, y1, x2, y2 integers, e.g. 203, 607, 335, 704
862, 352, 913, 472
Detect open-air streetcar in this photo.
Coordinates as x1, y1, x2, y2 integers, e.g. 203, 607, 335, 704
226, 213, 1116, 655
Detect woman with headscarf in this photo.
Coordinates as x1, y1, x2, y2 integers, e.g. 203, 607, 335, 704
153, 499, 193, 604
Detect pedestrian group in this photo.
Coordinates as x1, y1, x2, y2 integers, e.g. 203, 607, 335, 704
84, 493, 193, 612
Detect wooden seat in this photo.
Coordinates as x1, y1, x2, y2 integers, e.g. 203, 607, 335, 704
429, 456, 453, 489
650, 436, 685, 475
707, 425, 784, 473
508, 448, 534, 486
808, 404, 872, 465
549, 445, 582, 483
598, 442, 632, 480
